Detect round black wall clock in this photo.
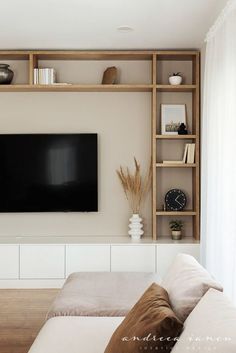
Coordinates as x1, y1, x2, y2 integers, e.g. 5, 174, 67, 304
165, 189, 187, 211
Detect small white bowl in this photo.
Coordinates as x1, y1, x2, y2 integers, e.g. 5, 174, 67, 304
169, 75, 183, 85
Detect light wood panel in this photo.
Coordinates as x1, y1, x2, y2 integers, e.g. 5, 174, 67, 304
156, 210, 197, 216
192, 53, 200, 240
0, 84, 196, 93
0, 289, 58, 353
152, 54, 157, 240
0, 84, 153, 92
156, 163, 197, 168
156, 135, 196, 139
156, 84, 196, 92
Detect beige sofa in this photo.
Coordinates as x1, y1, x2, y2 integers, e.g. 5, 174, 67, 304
28, 289, 236, 353
28, 255, 236, 353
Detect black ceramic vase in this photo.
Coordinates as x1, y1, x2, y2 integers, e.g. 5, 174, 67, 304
0, 64, 14, 84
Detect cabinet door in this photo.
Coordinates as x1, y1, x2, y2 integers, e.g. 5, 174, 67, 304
66, 245, 110, 276
20, 245, 65, 279
0, 245, 19, 279
111, 245, 156, 272
156, 244, 200, 279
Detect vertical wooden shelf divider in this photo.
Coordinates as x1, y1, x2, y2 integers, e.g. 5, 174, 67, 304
152, 54, 157, 240
192, 53, 200, 240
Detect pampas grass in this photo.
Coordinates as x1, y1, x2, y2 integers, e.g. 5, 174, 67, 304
117, 158, 152, 214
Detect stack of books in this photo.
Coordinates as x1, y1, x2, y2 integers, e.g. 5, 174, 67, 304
33, 68, 56, 85
163, 143, 195, 164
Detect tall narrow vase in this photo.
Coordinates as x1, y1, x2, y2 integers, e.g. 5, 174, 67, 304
128, 214, 144, 240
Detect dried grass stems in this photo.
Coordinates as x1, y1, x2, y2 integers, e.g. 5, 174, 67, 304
117, 158, 152, 214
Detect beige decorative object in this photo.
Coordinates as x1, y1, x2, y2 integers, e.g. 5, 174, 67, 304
102, 66, 118, 84
117, 158, 151, 239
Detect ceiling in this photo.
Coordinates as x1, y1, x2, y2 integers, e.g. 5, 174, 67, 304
0, 0, 228, 50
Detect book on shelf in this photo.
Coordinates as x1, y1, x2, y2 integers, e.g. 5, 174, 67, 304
33, 68, 56, 85
51, 83, 72, 85
162, 143, 195, 165
186, 143, 195, 164
163, 160, 184, 164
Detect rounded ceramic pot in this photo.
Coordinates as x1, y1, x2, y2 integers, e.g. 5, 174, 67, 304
171, 230, 182, 240
169, 75, 182, 85
128, 214, 144, 240
0, 64, 14, 84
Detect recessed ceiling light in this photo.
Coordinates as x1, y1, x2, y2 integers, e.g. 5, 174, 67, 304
117, 26, 133, 33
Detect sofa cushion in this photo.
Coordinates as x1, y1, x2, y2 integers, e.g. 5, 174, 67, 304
28, 316, 124, 353
162, 254, 223, 321
47, 272, 160, 319
172, 288, 236, 353
104, 283, 183, 353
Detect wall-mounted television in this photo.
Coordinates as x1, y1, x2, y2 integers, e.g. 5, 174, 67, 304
0, 134, 98, 212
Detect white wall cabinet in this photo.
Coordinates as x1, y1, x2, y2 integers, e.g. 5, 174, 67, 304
20, 245, 65, 279
66, 245, 110, 276
156, 244, 200, 278
0, 245, 19, 279
0, 241, 200, 287
111, 245, 156, 272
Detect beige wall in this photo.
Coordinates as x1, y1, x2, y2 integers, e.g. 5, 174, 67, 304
0, 91, 151, 237
0, 61, 152, 237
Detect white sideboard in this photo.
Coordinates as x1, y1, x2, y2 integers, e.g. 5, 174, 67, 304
0, 237, 200, 288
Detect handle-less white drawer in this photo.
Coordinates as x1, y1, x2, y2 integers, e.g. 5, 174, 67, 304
20, 245, 65, 279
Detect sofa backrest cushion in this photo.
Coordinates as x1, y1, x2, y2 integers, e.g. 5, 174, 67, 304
162, 254, 223, 322
171, 288, 236, 353
104, 283, 183, 353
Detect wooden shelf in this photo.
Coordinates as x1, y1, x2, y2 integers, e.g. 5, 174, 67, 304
156, 135, 196, 139
0, 84, 153, 93
0, 50, 198, 61
156, 85, 196, 92
156, 211, 197, 216
156, 51, 199, 61
156, 163, 196, 168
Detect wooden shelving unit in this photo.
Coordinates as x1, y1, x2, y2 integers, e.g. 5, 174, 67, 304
153, 51, 200, 241
0, 50, 200, 242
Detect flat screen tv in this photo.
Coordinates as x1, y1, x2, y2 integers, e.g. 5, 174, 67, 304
0, 134, 98, 212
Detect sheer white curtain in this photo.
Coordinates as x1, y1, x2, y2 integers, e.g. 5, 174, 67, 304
201, 0, 236, 302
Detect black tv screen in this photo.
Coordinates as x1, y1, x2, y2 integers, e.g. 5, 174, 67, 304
0, 134, 98, 212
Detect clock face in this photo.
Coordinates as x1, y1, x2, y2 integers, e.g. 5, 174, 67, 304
165, 189, 187, 211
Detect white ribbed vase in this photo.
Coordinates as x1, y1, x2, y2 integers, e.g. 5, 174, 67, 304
128, 214, 144, 240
